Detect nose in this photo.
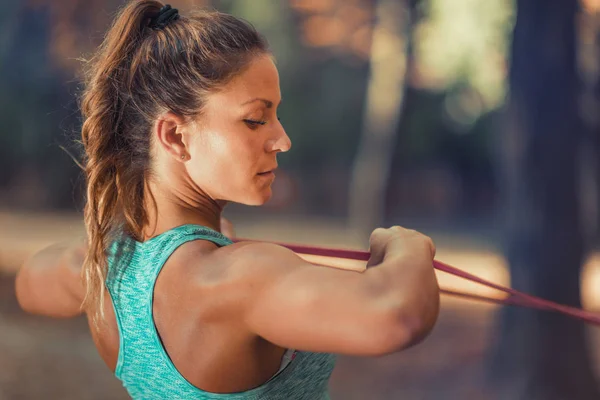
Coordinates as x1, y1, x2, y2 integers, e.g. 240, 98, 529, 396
266, 124, 292, 153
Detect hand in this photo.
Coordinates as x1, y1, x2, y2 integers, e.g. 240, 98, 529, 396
220, 217, 236, 240
366, 226, 435, 268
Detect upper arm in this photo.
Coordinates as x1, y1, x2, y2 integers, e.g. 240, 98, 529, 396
223, 242, 413, 357
15, 241, 86, 318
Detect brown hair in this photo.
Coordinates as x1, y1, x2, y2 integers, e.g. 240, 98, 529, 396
80, 0, 269, 323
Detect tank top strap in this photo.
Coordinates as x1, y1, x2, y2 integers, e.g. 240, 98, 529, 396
144, 223, 233, 250
137, 224, 233, 273
106, 224, 232, 287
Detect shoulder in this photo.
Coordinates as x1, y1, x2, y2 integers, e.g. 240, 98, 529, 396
167, 240, 308, 315
217, 241, 311, 284
175, 239, 304, 285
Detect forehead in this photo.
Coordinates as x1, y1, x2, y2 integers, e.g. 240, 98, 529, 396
210, 55, 280, 106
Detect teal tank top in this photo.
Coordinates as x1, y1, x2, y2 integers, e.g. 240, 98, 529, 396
105, 224, 336, 399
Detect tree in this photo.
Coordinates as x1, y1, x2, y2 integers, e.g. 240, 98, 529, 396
488, 0, 600, 398
348, 0, 414, 236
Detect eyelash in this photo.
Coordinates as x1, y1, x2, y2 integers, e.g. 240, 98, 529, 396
244, 117, 281, 127
244, 119, 267, 126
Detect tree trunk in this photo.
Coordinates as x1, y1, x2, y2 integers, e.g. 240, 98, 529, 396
348, 0, 412, 237
487, 1, 600, 399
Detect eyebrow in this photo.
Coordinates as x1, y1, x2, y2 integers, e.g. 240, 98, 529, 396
241, 98, 281, 108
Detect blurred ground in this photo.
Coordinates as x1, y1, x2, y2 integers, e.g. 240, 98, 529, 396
1, 211, 600, 399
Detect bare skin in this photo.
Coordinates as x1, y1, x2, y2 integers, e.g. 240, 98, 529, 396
15, 55, 440, 394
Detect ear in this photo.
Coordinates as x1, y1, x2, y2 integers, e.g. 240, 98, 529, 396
154, 112, 189, 161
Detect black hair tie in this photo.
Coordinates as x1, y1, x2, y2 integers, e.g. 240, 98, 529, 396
149, 4, 180, 30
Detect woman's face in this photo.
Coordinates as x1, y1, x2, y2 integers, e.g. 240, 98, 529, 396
183, 55, 291, 206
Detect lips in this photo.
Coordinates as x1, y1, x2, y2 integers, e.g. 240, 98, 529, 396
258, 167, 277, 175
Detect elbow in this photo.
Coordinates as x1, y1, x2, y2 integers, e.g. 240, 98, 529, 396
15, 265, 46, 316
15, 271, 82, 318
370, 293, 440, 356
15, 267, 35, 314
14, 246, 85, 318
403, 296, 440, 348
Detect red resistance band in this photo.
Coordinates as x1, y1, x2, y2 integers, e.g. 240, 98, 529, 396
233, 238, 600, 326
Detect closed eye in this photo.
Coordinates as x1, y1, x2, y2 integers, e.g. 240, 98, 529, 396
244, 119, 267, 127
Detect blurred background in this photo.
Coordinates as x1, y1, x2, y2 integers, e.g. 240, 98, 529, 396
1, 0, 600, 398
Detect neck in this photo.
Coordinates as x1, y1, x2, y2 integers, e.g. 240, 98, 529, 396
142, 180, 226, 241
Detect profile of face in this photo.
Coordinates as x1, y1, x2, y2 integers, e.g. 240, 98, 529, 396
155, 55, 291, 207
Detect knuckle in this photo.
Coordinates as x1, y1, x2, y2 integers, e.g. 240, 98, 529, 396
422, 236, 435, 256
370, 227, 387, 239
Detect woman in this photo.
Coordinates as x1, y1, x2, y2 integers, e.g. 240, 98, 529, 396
15, 1, 440, 399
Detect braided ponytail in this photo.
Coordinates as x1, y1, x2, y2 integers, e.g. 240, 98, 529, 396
80, 1, 164, 323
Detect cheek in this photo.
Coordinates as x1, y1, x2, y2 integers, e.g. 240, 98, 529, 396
187, 132, 256, 192
212, 132, 259, 173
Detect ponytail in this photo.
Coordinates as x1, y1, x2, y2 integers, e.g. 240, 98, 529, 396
80, 0, 163, 323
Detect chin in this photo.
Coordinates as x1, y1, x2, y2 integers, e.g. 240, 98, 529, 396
248, 187, 273, 206
253, 189, 273, 206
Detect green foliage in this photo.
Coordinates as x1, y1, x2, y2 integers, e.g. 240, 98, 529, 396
414, 0, 515, 110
